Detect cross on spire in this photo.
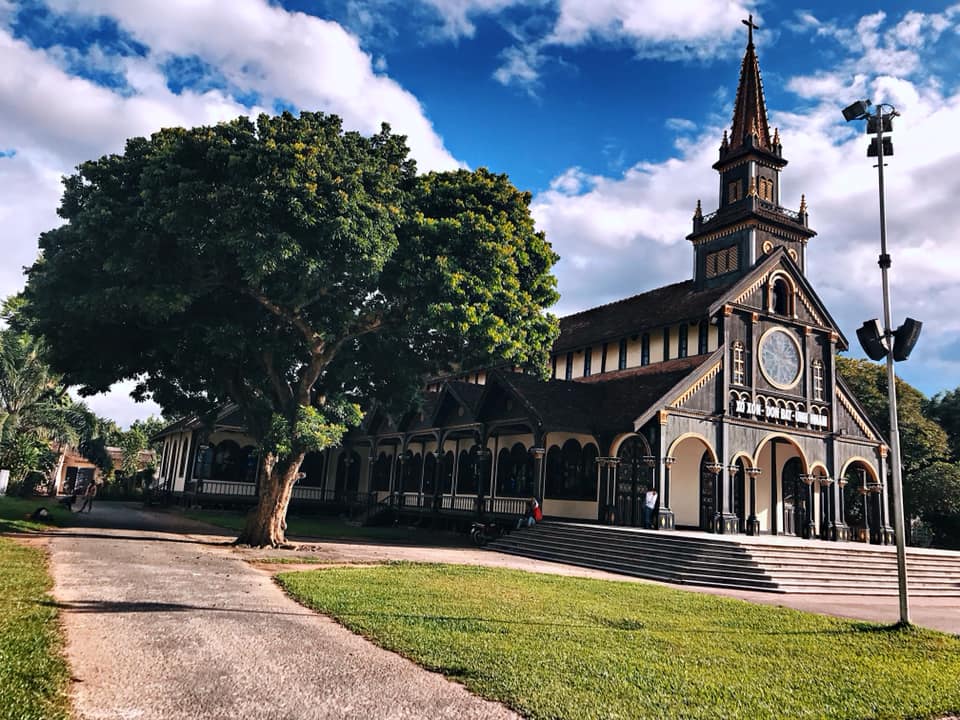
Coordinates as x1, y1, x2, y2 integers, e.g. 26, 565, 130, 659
728, 14, 770, 151
742, 14, 759, 46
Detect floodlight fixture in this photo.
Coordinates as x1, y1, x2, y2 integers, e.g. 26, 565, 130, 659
892, 318, 922, 362
842, 99, 871, 122
866, 114, 894, 134
856, 319, 888, 361
867, 137, 894, 158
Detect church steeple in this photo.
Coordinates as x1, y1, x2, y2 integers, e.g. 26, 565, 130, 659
729, 15, 771, 152
687, 17, 816, 290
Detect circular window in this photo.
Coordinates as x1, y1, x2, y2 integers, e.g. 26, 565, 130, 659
758, 328, 802, 390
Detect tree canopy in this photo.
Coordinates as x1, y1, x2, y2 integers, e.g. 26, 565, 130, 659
21, 111, 559, 545
837, 356, 959, 547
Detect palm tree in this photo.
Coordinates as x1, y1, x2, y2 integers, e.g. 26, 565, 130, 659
0, 329, 85, 485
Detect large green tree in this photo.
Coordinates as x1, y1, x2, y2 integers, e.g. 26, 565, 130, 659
22, 112, 559, 546
837, 357, 956, 543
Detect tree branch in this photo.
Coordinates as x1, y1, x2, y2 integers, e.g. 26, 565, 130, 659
244, 287, 321, 349
262, 351, 293, 407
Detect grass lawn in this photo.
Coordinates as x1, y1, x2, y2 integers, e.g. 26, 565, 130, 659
279, 563, 960, 720
181, 507, 446, 543
0, 537, 70, 720
0, 496, 72, 533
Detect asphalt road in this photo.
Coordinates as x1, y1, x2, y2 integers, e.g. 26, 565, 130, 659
48, 503, 520, 720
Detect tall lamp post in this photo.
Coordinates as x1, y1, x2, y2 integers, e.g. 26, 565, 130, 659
842, 99, 923, 626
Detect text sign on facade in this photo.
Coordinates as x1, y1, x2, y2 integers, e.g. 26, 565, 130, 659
734, 399, 828, 429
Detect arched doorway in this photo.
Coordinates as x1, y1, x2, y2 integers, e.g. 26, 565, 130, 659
781, 457, 806, 537
842, 460, 882, 543
698, 451, 717, 531
667, 434, 718, 529
616, 437, 652, 527
732, 458, 746, 533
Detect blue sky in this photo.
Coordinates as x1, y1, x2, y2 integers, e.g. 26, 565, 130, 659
1, 0, 959, 425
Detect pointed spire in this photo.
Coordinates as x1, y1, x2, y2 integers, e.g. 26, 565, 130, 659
729, 15, 771, 152
799, 194, 807, 214
694, 199, 703, 219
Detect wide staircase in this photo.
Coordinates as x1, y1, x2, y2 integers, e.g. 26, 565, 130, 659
486, 521, 960, 595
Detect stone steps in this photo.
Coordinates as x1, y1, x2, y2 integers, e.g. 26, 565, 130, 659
486, 522, 960, 595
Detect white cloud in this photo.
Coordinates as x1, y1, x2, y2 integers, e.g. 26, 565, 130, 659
548, 0, 750, 50
44, 0, 459, 171
421, 0, 531, 39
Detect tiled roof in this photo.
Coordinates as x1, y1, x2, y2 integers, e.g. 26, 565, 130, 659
554, 280, 734, 352
597, 356, 714, 431
494, 371, 607, 433
491, 354, 711, 436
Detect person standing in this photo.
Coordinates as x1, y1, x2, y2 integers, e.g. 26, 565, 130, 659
78, 480, 98, 513
643, 486, 658, 529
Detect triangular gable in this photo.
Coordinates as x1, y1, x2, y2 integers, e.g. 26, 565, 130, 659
632, 348, 725, 430
474, 371, 542, 426
361, 404, 398, 436
670, 358, 722, 413
709, 248, 848, 349
429, 384, 479, 427
397, 392, 441, 433
835, 376, 884, 443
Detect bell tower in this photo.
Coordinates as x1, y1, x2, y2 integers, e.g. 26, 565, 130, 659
688, 16, 816, 289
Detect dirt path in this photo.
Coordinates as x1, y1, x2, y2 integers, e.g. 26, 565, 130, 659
47, 503, 520, 720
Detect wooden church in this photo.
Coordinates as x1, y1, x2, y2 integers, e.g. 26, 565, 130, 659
155, 23, 891, 544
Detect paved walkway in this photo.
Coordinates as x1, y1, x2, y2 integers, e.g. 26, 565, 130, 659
45, 503, 960, 720
48, 503, 520, 720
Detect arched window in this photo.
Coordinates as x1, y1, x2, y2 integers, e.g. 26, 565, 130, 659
698, 320, 710, 355
732, 342, 745, 385
545, 445, 562, 496
546, 439, 597, 500
812, 360, 824, 401
457, 446, 479, 494
583, 347, 592, 377
301, 451, 327, 487
422, 452, 437, 495
496, 443, 534, 498
405, 453, 423, 493
441, 451, 454, 493
641, 333, 650, 365
194, 444, 214, 480
618, 338, 628, 370
335, 450, 361, 496
372, 452, 391, 492
212, 440, 242, 482
772, 276, 793, 315
678, 324, 688, 358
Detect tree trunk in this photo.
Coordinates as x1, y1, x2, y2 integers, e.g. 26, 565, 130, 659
236, 451, 306, 547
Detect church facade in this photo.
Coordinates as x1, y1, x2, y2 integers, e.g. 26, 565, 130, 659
155, 26, 891, 543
